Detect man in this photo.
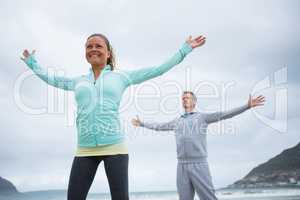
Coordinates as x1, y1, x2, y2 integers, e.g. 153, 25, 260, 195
132, 91, 265, 200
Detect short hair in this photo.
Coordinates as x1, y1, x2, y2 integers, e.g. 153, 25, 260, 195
183, 91, 197, 102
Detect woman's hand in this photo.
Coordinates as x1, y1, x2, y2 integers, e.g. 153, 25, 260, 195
20, 49, 35, 61
248, 94, 266, 108
186, 35, 206, 49
131, 115, 141, 127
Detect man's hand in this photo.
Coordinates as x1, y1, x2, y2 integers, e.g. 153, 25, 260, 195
186, 35, 206, 49
248, 94, 266, 108
132, 115, 142, 127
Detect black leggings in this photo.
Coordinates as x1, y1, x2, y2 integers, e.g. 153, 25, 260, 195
67, 154, 129, 200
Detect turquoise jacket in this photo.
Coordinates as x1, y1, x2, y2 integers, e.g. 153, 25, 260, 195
24, 42, 193, 147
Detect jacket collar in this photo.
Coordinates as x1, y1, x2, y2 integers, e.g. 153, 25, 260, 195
181, 111, 196, 118
89, 64, 112, 73
88, 65, 112, 81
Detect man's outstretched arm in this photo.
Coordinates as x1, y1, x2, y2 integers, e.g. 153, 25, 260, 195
132, 115, 177, 131
204, 94, 265, 124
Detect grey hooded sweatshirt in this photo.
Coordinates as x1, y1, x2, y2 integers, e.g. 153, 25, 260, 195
140, 104, 250, 163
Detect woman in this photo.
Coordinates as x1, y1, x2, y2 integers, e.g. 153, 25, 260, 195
21, 33, 206, 200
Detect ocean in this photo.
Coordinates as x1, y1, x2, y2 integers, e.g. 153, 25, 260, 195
1, 188, 300, 200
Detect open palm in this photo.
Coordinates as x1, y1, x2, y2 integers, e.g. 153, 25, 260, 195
248, 95, 266, 108
186, 35, 206, 49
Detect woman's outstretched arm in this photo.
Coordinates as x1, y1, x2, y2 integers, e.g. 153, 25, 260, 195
123, 35, 206, 85
21, 50, 76, 91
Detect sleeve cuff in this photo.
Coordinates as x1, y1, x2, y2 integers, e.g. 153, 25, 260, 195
181, 42, 193, 55
244, 103, 251, 110
24, 54, 36, 68
140, 122, 145, 127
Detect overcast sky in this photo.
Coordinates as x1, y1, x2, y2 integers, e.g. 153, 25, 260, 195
1, 0, 299, 193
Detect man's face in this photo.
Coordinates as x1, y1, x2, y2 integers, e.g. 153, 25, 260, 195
182, 93, 196, 110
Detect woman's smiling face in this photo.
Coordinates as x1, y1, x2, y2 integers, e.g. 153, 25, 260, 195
85, 36, 111, 67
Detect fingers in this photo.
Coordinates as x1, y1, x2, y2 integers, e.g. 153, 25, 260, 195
252, 96, 266, 107
186, 34, 206, 49
21, 49, 35, 61
253, 99, 265, 104
194, 35, 205, 41
21, 50, 28, 61
195, 36, 206, 43
23, 49, 29, 57
251, 95, 265, 102
256, 95, 264, 101
255, 96, 265, 104
253, 95, 264, 99
186, 35, 206, 42
259, 98, 266, 102
22, 49, 36, 57
193, 35, 206, 45
254, 98, 265, 103
249, 94, 266, 108
201, 39, 206, 44
194, 38, 206, 48
196, 39, 206, 47
257, 100, 266, 104
257, 96, 265, 101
